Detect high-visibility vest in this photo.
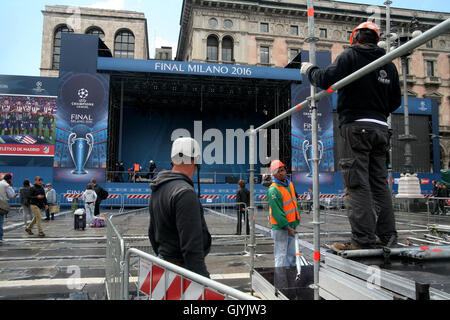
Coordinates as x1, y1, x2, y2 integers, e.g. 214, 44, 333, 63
134, 163, 140, 172
268, 182, 300, 226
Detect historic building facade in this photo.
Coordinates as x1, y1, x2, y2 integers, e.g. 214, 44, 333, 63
40, 5, 149, 78
176, 0, 450, 169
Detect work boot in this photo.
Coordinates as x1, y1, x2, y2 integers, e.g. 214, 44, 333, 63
331, 242, 362, 252
25, 228, 33, 235
38, 232, 45, 237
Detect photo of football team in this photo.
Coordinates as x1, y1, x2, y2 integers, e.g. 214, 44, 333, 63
0, 94, 57, 142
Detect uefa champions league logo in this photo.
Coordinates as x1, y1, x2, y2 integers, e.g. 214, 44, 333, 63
78, 88, 89, 100
32, 81, 45, 93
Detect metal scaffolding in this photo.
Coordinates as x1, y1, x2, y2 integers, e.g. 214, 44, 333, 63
248, 14, 450, 299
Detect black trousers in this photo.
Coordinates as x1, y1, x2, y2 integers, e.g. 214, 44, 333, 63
94, 201, 100, 216
339, 122, 397, 248
236, 205, 250, 235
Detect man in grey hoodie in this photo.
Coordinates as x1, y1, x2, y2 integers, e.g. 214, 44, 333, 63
148, 137, 211, 278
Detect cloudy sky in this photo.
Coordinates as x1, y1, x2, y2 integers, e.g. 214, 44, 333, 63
0, 0, 448, 76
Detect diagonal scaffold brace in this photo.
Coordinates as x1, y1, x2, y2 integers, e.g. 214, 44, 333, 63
247, 15, 450, 298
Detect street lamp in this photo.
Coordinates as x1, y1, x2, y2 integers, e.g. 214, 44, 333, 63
386, 17, 424, 198
394, 18, 422, 175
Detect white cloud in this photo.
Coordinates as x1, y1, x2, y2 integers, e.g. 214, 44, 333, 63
89, 0, 126, 10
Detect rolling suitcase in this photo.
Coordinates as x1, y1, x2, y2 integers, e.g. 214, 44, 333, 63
74, 208, 86, 231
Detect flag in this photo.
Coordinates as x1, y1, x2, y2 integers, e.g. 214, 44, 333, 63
15, 135, 37, 145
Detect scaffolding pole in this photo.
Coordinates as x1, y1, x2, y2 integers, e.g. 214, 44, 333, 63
249, 125, 256, 294
254, 18, 450, 132
248, 17, 450, 299
306, 0, 321, 301
385, 0, 394, 193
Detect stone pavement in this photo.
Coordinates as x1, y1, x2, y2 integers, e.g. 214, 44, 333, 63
0, 203, 447, 300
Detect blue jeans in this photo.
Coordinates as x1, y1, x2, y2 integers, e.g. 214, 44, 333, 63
0, 214, 4, 241
271, 228, 296, 267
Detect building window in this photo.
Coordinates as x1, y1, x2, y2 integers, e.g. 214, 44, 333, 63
426, 60, 435, 77
209, 18, 218, 28
426, 40, 433, 48
114, 29, 135, 59
289, 48, 299, 61
224, 19, 233, 29
405, 58, 410, 75
290, 25, 299, 36
260, 23, 269, 33
86, 26, 105, 41
52, 25, 74, 70
347, 31, 352, 41
319, 28, 327, 38
260, 46, 269, 64
207, 35, 219, 61
222, 36, 234, 62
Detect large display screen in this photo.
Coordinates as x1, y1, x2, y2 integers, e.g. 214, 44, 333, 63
0, 94, 56, 157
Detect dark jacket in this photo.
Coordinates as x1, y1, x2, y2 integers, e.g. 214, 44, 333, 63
29, 184, 48, 210
308, 43, 401, 126
19, 186, 32, 207
438, 186, 449, 198
432, 184, 439, 197
148, 170, 211, 278
236, 187, 250, 208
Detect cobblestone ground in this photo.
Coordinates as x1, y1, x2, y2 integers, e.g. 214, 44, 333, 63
0, 203, 448, 300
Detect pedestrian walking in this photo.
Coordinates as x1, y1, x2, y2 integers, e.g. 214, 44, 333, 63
236, 180, 250, 235
19, 179, 33, 225
438, 183, 449, 216
91, 178, 108, 216
81, 183, 97, 226
0, 174, 15, 243
431, 181, 440, 215
148, 137, 211, 277
301, 21, 401, 251
25, 176, 47, 237
45, 183, 57, 220
267, 160, 300, 267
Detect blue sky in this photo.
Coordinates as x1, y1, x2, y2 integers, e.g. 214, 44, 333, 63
0, 0, 448, 77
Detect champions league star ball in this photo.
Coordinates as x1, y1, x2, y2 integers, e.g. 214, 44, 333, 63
78, 88, 89, 99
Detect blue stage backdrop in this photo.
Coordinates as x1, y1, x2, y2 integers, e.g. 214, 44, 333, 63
53, 72, 110, 183
291, 51, 335, 189
121, 108, 266, 181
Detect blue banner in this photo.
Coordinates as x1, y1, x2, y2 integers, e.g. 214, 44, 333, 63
291, 84, 335, 187
97, 57, 302, 81
53, 72, 110, 183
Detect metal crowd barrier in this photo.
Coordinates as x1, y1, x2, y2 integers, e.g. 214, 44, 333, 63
105, 206, 257, 300
123, 194, 150, 208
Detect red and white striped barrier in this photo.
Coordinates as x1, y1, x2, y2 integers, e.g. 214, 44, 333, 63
226, 195, 237, 200
258, 195, 267, 200
139, 262, 225, 300
64, 193, 120, 199
127, 194, 151, 199
200, 195, 219, 200
64, 194, 83, 199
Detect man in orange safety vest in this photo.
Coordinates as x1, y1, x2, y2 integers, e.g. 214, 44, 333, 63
267, 160, 300, 267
